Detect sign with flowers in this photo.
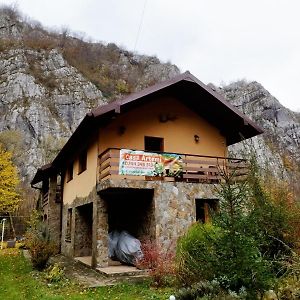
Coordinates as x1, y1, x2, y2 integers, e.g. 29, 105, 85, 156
119, 149, 183, 177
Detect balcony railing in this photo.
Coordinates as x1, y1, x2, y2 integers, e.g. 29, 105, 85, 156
43, 191, 49, 206
98, 148, 249, 184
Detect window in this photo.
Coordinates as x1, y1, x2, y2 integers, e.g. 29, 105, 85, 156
66, 162, 73, 182
78, 149, 87, 174
144, 136, 164, 152
65, 208, 72, 242
195, 199, 219, 223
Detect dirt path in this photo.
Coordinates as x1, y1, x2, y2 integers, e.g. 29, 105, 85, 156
49, 254, 147, 287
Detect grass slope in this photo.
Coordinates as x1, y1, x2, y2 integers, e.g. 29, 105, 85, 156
0, 249, 172, 300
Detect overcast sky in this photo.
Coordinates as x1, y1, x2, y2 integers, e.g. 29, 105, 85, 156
2, 0, 300, 112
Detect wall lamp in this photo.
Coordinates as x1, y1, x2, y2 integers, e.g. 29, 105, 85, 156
194, 134, 200, 143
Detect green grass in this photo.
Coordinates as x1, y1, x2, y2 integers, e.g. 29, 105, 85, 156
0, 249, 173, 300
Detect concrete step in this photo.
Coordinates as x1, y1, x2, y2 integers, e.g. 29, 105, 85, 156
96, 265, 149, 278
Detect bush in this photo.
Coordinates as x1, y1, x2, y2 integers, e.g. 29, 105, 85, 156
275, 253, 300, 299
45, 263, 65, 283
246, 159, 300, 277
177, 223, 221, 283
177, 222, 273, 295
175, 280, 249, 300
176, 154, 300, 298
25, 211, 57, 270
136, 240, 176, 286
177, 168, 277, 296
175, 280, 221, 300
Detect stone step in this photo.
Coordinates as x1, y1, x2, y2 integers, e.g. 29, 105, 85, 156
96, 265, 149, 278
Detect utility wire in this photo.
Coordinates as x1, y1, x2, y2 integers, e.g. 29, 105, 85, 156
133, 0, 148, 52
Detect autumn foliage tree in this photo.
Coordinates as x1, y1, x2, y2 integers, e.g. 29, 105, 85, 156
0, 145, 20, 214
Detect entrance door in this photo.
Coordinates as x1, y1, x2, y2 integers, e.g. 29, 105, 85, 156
195, 199, 219, 223
74, 203, 93, 257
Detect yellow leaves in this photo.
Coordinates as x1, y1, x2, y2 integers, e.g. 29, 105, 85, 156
0, 144, 20, 213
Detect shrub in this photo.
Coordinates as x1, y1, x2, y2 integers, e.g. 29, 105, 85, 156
175, 280, 249, 300
23, 35, 57, 50
177, 223, 221, 283
275, 253, 300, 299
177, 168, 276, 296
25, 211, 57, 270
246, 159, 300, 274
177, 222, 273, 295
45, 263, 65, 283
175, 280, 221, 300
136, 240, 176, 286
25, 231, 56, 270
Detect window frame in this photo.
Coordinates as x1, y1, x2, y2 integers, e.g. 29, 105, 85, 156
144, 136, 164, 152
66, 162, 74, 182
78, 149, 87, 175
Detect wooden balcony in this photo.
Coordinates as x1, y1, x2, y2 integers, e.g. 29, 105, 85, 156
98, 148, 249, 184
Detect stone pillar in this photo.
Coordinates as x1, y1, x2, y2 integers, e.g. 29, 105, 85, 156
94, 195, 108, 268
48, 174, 62, 251
154, 182, 195, 250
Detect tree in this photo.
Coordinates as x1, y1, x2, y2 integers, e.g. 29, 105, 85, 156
0, 144, 20, 214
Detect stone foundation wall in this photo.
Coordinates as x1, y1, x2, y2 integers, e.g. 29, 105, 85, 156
61, 179, 218, 269
96, 179, 218, 267
61, 188, 98, 260
154, 182, 217, 248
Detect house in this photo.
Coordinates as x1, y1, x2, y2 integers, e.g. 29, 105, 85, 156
31, 71, 263, 269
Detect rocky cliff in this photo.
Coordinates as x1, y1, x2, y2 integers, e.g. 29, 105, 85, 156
214, 81, 300, 185
0, 6, 299, 191
0, 7, 179, 181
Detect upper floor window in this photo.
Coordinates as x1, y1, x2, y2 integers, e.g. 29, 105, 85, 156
78, 149, 87, 174
66, 162, 73, 182
145, 136, 164, 152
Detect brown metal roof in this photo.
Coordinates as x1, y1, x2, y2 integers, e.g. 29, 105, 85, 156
31, 163, 54, 185
91, 71, 263, 143
31, 71, 263, 184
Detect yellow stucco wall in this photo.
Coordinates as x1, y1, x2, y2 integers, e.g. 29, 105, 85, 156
99, 97, 227, 157
63, 96, 227, 205
63, 139, 98, 204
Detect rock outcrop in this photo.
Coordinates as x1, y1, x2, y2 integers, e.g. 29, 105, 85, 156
0, 6, 299, 190
213, 81, 300, 180
0, 7, 179, 181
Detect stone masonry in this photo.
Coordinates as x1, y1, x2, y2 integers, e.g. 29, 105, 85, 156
60, 179, 218, 269
95, 179, 218, 268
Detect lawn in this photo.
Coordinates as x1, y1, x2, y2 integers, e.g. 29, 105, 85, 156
0, 249, 173, 300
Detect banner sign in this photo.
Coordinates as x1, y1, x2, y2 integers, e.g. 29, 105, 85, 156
119, 149, 183, 177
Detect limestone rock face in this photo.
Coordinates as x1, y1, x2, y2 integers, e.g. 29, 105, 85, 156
0, 9, 24, 39
212, 81, 300, 179
0, 8, 180, 181
0, 46, 105, 180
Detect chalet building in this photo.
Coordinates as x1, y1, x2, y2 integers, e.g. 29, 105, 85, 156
31, 71, 263, 269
